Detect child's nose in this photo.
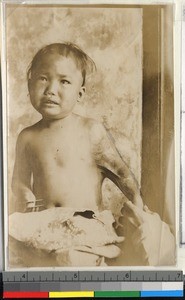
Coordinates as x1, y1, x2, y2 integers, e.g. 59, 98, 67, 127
45, 80, 58, 95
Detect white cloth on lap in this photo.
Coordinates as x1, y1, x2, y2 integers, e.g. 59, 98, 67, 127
9, 207, 124, 267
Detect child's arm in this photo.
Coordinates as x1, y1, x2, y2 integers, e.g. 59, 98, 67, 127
90, 122, 143, 208
12, 130, 36, 212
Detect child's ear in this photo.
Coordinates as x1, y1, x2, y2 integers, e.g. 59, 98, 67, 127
28, 79, 32, 93
79, 86, 86, 99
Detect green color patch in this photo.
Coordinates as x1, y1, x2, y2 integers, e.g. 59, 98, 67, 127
94, 291, 140, 297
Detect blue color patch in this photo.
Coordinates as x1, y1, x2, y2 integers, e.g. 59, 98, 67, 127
141, 290, 184, 297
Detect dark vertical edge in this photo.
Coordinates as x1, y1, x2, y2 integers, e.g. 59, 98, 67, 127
142, 6, 162, 216
160, 5, 174, 229
142, 5, 174, 225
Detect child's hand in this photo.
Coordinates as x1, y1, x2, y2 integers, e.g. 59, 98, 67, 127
25, 199, 45, 212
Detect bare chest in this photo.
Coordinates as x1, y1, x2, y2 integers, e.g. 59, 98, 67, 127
28, 128, 93, 167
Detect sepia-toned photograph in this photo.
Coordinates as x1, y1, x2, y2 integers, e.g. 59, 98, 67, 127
3, 3, 175, 268
181, 4, 185, 245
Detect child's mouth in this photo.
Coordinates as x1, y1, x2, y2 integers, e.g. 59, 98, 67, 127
44, 99, 59, 105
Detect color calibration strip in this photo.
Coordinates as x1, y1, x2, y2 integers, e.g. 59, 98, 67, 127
2, 282, 184, 298
1, 271, 184, 298
2, 290, 184, 298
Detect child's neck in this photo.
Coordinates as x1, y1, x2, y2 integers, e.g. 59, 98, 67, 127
41, 113, 75, 129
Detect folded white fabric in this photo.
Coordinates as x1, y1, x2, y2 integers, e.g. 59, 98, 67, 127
9, 208, 124, 258
55, 249, 107, 266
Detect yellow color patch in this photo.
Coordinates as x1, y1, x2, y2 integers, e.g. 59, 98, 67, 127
49, 291, 94, 298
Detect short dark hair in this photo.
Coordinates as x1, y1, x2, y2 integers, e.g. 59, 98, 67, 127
27, 42, 96, 86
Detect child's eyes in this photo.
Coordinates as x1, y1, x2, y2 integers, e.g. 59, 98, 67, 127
39, 75, 47, 81
60, 79, 70, 85
35, 76, 70, 84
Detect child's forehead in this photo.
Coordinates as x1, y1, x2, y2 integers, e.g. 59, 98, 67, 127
35, 53, 79, 70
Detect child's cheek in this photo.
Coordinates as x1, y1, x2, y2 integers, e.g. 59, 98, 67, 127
34, 82, 45, 94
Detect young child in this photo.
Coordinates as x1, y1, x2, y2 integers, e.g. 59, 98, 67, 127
12, 42, 143, 212
10, 42, 144, 267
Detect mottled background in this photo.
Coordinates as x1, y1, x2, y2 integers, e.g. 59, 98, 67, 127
6, 6, 142, 216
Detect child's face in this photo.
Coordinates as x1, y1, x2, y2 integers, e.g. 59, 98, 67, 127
28, 54, 85, 120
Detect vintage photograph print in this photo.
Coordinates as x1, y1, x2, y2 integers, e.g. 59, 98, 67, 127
3, 3, 175, 268
181, 4, 185, 246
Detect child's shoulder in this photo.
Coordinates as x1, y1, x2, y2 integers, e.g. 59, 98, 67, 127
75, 114, 104, 130
17, 121, 41, 143
74, 114, 107, 141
